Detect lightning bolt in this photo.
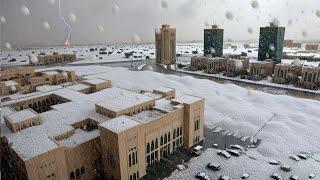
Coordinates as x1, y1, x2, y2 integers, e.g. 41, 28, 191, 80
58, 0, 71, 45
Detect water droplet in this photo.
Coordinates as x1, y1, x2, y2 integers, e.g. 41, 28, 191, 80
132, 34, 141, 44
21, 5, 30, 16
271, 18, 280, 26
43, 21, 50, 30
316, 9, 320, 18
247, 27, 253, 34
161, 0, 168, 9
0, 16, 6, 23
250, 0, 259, 9
68, 13, 77, 23
302, 31, 308, 38
5, 42, 11, 50
269, 44, 275, 51
97, 25, 105, 33
112, 4, 120, 15
210, 48, 216, 54
204, 21, 211, 28
225, 11, 234, 21
287, 19, 292, 26
48, 0, 55, 5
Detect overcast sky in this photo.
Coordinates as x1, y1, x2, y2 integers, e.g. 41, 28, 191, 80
0, 0, 320, 48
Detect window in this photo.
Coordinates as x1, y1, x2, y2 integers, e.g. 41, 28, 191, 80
173, 129, 176, 139
80, 166, 85, 174
147, 143, 150, 153
160, 136, 163, 145
76, 169, 80, 178
180, 126, 182, 135
155, 138, 158, 148
151, 141, 154, 151
129, 154, 132, 167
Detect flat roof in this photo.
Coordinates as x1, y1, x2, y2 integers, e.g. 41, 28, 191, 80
154, 87, 174, 93
172, 95, 203, 105
83, 78, 109, 85
154, 99, 175, 112
144, 92, 162, 99
42, 70, 59, 76
67, 83, 91, 91
96, 93, 153, 112
58, 129, 100, 148
6, 109, 38, 124
99, 116, 141, 133
131, 109, 165, 123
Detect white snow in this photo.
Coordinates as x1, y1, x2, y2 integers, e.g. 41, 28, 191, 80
99, 116, 141, 133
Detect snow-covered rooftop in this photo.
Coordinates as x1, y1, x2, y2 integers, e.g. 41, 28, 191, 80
67, 83, 91, 91
3, 80, 18, 87
99, 116, 141, 133
154, 99, 175, 112
131, 109, 166, 123
172, 95, 203, 105
83, 78, 109, 85
42, 70, 59, 76
154, 87, 174, 93
5, 108, 38, 123
58, 129, 100, 148
96, 93, 154, 112
144, 92, 163, 99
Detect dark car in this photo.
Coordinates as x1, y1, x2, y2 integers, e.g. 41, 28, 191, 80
226, 149, 240, 156
206, 163, 221, 171
195, 172, 210, 180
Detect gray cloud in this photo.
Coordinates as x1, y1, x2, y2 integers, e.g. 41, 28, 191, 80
0, 0, 320, 48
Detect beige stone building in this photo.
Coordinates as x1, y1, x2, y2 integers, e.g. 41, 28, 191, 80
248, 60, 274, 80
30, 53, 76, 65
155, 25, 176, 65
305, 44, 319, 51
272, 64, 302, 84
0, 67, 76, 97
1, 79, 205, 180
296, 66, 320, 90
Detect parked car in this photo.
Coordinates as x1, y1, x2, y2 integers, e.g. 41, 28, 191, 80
206, 163, 221, 171
280, 165, 292, 172
217, 150, 231, 158
195, 172, 210, 180
226, 149, 240, 157
290, 155, 300, 161
241, 173, 250, 179
271, 172, 282, 180
219, 175, 230, 180
309, 173, 316, 179
230, 144, 244, 151
297, 153, 308, 160
290, 175, 299, 180
192, 145, 203, 156
269, 160, 280, 165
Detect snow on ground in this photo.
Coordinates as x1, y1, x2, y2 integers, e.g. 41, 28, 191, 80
45, 65, 320, 179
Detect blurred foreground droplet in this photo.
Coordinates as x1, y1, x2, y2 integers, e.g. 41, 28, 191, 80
225, 11, 234, 21
0, 16, 6, 23
316, 9, 320, 18
112, 4, 120, 15
21, 5, 30, 16
247, 27, 253, 34
132, 34, 141, 44
302, 31, 308, 38
250, 0, 259, 9
5, 42, 11, 50
43, 21, 50, 30
48, 0, 55, 5
69, 13, 77, 23
97, 25, 105, 33
161, 0, 168, 9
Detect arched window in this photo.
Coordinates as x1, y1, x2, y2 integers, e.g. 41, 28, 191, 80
155, 138, 158, 148
132, 152, 135, 165
133, 173, 137, 180
147, 143, 150, 153
160, 136, 163, 146
177, 127, 180, 136
180, 126, 182, 135
151, 140, 154, 151
164, 134, 167, 144
168, 132, 171, 141
173, 129, 176, 139
129, 154, 132, 167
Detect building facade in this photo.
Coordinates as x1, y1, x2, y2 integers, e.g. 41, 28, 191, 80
305, 44, 319, 51
155, 24, 176, 65
248, 60, 274, 80
272, 64, 302, 84
296, 66, 320, 90
29, 53, 76, 66
1, 78, 205, 180
204, 25, 224, 57
258, 23, 285, 64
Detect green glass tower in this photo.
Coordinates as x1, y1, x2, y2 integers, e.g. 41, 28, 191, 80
258, 24, 285, 64
204, 25, 224, 57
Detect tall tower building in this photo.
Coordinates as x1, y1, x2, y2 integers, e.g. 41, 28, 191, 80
204, 25, 224, 57
155, 24, 176, 65
258, 23, 285, 64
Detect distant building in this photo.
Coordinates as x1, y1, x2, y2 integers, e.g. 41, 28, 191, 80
272, 63, 302, 84
248, 60, 274, 80
258, 23, 285, 64
305, 44, 319, 51
1, 79, 205, 180
204, 25, 224, 57
296, 66, 320, 90
155, 24, 176, 65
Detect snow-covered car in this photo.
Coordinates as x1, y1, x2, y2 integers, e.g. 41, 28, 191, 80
230, 144, 244, 151
192, 145, 203, 156
219, 175, 230, 180
226, 149, 240, 157
280, 165, 292, 172
241, 173, 250, 179
269, 160, 280, 165
217, 150, 231, 158
290, 175, 299, 180
195, 172, 210, 180
206, 162, 221, 171
271, 172, 282, 180
290, 155, 300, 161
309, 173, 316, 179
297, 153, 308, 160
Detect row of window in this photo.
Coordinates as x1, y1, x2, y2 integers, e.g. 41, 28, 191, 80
128, 148, 138, 167
70, 166, 85, 179
107, 152, 116, 169
129, 171, 139, 180
194, 117, 200, 131
146, 150, 158, 166
194, 135, 200, 144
